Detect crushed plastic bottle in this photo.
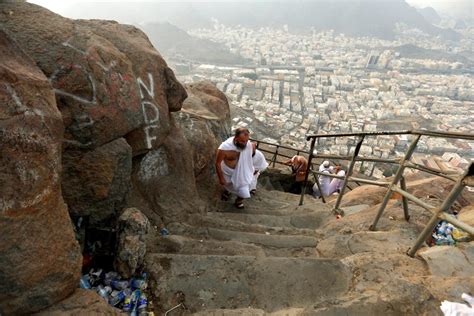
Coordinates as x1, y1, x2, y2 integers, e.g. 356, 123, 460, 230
131, 273, 148, 290
96, 285, 112, 300
138, 292, 148, 310
79, 275, 92, 289
109, 288, 131, 306
111, 279, 130, 291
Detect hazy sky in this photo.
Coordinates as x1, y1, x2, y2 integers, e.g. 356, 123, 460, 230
27, 0, 468, 19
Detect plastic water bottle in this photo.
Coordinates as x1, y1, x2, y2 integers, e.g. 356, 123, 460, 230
111, 279, 129, 290
138, 292, 148, 310
79, 275, 92, 289
131, 273, 148, 290
109, 289, 131, 306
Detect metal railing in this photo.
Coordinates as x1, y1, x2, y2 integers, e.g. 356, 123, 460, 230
298, 129, 474, 257
252, 139, 362, 203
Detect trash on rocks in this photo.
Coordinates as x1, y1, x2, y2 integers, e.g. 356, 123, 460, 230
440, 292, 474, 315
452, 228, 471, 242
160, 227, 170, 236
431, 220, 455, 246
78, 269, 151, 315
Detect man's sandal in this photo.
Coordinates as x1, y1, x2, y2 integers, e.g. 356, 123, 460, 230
234, 198, 244, 209
221, 190, 231, 201
250, 189, 257, 196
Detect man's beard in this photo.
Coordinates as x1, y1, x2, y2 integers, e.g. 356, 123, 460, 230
234, 140, 247, 150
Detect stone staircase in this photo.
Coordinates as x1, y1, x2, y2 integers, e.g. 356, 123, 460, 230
144, 187, 459, 315
144, 189, 355, 315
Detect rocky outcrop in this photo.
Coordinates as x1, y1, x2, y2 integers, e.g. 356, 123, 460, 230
0, 1, 231, 314
115, 208, 150, 278
62, 138, 132, 226
174, 81, 231, 203
0, 1, 188, 227
0, 29, 81, 314
37, 289, 123, 315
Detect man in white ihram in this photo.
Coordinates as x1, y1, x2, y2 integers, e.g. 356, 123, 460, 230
250, 148, 269, 195
313, 160, 332, 197
215, 128, 256, 209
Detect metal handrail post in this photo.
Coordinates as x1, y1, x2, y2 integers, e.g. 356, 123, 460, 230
272, 145, 279, 168
333, 135, 365, 214
299, 137, 316, 206
312, 170, 326, 204
407, 163, 472, 257
400, 176, 410, 221
370, 134, 421, 231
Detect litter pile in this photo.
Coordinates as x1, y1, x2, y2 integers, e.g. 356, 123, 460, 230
80, 269, 152, 315
431, 218, 471, 246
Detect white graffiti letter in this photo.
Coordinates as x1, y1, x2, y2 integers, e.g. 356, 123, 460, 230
141, 101, 160, 124
144, 125, 158, 149
137, 73, 154, 99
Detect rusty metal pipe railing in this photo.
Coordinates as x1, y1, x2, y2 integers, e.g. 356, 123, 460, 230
369, 134, 421, 230
407, 163, 474, 257
391, 185, 436, 211
400, 176, 410, 221
404, 161, 458, 182
333, 135, 365, 214
299, 138, 317, 206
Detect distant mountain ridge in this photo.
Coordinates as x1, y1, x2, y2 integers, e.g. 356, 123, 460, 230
61, 0, 460, 41
139, 22, 245, 64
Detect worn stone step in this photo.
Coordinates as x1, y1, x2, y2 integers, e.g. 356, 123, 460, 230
206, 211, 330, 230
148, 234, 317, 259
218, 189, 331, 216
193, 214, 319, 237
191, 307, 305, 316
147, 235, 266, 257
208, 228, 319, 249
146, 254, 350, 313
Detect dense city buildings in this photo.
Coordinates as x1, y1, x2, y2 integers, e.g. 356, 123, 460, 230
169, 23, 474, 177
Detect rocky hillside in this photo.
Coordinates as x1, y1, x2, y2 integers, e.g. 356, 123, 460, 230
1, 2, 473, 316
0, 2, 230, 314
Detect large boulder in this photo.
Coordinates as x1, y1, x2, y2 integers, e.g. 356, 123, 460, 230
37, 289, 123, 315
131, 124, 204, 223
0, 2, 187, 153
62, 138, 132, 227
0, 30, 81, 314
173, 81, 231, 202
0, 2, 189, 228
115, 207, 151, 278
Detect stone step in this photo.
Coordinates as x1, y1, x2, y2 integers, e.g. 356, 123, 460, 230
218, 189, 330, 216
191, 307, 305, 316
194, 213, 319, 236
146, 254, 350, 313
148, 234, 317, 259
206, 212, 330, 230
147, 235, 266, 257
208, 228, 319, 249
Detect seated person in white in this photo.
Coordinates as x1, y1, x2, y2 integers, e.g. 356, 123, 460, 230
312, 161, 332, 197
328, 164, 346, 195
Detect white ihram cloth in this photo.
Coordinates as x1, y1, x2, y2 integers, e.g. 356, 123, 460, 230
313, 165, 332, 197
328, 170, 346, 195
219, 137, 255, 198
251, 150, 269, 190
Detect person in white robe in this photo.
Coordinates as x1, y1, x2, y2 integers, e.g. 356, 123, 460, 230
328, 164, 346, 195
215, 128, 255, 208
312, 161, 332, 197
250, 149, 269, 194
